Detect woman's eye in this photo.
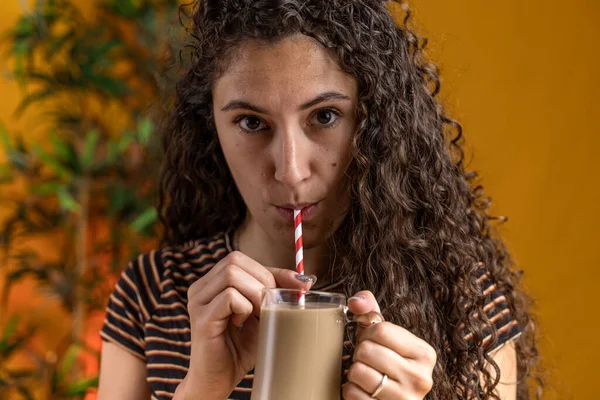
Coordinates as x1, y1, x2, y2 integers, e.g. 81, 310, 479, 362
238, 116, 266, 132
311, 108, 341, 128
235, 108, 341, 134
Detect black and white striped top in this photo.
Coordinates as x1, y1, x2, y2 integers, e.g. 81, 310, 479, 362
100, 231, 520, 399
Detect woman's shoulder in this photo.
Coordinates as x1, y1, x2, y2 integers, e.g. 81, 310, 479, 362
159, 230, 232, 272
100, 232, 232, 361
117, 231, 233, 309
470, 262, 523, 353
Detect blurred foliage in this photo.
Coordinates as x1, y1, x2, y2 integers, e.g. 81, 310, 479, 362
0, 0, 185, 397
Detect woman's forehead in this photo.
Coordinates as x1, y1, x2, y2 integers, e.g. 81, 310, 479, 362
213, 35, 357, 104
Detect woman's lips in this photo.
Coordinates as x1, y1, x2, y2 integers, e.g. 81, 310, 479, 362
274, 202, 319, 221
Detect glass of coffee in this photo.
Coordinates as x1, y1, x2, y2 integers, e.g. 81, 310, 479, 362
250, 288, 382, 400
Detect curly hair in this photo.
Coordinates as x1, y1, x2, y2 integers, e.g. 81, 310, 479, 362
157, 0, 542, 398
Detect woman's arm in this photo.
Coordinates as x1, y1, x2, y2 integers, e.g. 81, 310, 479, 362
97, 341, 151, 400
488, 340, 518, 399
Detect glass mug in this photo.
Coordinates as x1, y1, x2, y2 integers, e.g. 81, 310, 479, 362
250, 288, 384, 400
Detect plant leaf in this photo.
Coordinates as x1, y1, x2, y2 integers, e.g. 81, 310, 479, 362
49, 132, 72, 163
137, 118, 153, 145
58, 344, 81, 381
7, 368, 36, 379
106, 141, 119, 164
12, 16, 35, 38
15, 386, 35, 400
32, 143, 72, 181
65, 376, 99, 396
57, 186, 80, 213
32, 181, 62, 196
7, 151, 29, 171
0, 123, 12, 152
0, 163, 13, 183
0, 316, 34, 359
118, 132, 135, 153
87, 74, 128, 97
130, 207, 157, 233
81, 129, 100, 169
0, 315, 19, 353
14, 88, 56, 118
45, 30, 76, 59
104, 0, 139, 19
14, 134, 28, 154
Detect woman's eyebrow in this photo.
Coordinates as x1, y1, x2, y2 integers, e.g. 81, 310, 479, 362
220, 91, 351, 114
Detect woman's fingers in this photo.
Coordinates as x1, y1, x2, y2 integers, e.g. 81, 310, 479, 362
347, 290, 381, 315
351, 339, 434, 399
348, 290, 385, 338
194, 251, 278, 293
198, 287, 254, 337
265, 266, 316, 290
193, 264, 267, 316
342, 382, 372, 400
346, 361, 404, 400
358, 321, 438, 363
353, 336, 435, 396
203, 251, 313, 290
353, 338, 407, 384
188, 251, 314, 315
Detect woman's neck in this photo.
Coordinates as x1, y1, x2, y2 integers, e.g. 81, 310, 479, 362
234, 216, 332, 284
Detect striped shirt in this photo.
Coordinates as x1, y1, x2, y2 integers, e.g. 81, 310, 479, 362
100, 231, 521, 399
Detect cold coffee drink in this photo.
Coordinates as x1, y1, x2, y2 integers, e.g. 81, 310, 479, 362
250, 290, 346, 400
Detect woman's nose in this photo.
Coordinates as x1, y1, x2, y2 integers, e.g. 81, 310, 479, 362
272, 128, 311, 187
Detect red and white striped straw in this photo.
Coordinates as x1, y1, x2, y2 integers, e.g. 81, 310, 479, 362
294, 209, 304, 275
294, 209, 305, 305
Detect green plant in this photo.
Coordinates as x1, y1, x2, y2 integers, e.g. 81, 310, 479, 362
0, 0, 182, 397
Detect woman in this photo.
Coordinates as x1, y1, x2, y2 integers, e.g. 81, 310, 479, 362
97, 0, 541, 399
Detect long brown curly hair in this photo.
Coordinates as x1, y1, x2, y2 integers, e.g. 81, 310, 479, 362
156, 0, 542, 398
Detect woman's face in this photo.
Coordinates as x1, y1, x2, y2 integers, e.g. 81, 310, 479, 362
212, 34, 358, 248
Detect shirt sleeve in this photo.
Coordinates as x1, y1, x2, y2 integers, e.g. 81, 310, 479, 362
475, 264, 522, 354
100, 257, 149, 361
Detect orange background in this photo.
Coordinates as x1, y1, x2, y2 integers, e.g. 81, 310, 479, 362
1, 0, 598, 398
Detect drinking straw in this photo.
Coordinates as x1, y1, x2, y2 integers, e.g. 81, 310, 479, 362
294, 209, 305, 306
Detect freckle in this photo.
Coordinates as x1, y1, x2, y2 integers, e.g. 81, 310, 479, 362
331, 162, 338, 167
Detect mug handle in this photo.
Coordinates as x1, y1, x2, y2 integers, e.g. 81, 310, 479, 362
343, 306, 385, 328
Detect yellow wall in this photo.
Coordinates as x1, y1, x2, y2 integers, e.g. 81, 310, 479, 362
2, 0, 598, 398
414, 1, 599, 398
0, 4, 23, 136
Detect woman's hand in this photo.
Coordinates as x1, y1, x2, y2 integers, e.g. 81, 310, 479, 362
174, 251, 314, 400
343, 291, 437, 400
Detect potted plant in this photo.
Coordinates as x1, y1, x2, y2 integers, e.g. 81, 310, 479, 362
0, 0, 181, 397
